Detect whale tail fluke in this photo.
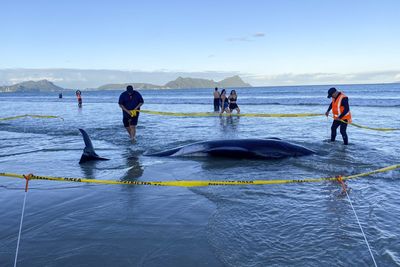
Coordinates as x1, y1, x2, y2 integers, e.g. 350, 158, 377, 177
79, 129, 109, 164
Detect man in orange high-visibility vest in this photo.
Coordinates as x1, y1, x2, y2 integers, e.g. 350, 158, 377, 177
325, 87, 352, 145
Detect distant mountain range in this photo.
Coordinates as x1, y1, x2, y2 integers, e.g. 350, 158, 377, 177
0, 75, 251, 92
97, 82, 163, 90
97, 75, 251, 90
0, 80, 64, 93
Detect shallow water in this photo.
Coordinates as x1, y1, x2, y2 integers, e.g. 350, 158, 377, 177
0, 84, 399, 266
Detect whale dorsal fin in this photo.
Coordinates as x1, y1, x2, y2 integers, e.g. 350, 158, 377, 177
79, 129, 109, 163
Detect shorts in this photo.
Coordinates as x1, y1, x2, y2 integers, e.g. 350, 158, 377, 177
221, 101, 229, 110
213, 98, 220, 111
123, 114, 139, 127
229, 103, 238, 110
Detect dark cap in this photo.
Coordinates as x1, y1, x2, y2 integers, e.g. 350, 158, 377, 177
126, 85, 134, 92
327, 87, 337, 98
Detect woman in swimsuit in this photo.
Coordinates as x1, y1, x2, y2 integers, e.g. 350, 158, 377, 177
228, 90, 240, 114
76, 90, 82, 108
220, 89, 230, 114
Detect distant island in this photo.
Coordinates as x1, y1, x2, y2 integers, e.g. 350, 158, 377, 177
0, 75, 251, 93
0, 80, 65, 93
96, 75, 251, 90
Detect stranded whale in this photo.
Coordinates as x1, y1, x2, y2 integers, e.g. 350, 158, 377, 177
78, 129, 315, 163
145, 138, 315, 159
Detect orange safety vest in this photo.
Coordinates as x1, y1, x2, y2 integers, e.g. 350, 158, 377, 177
332, 92, 352, 123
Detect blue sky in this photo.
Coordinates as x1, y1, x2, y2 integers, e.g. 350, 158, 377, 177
1, 0, 400, 86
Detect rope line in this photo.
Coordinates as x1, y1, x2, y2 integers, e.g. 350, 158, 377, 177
1, 112, 397, 131
4, 168, 396, 266
139, 109, 323, 118
327, 115, 400, 132
0, 114, 64, 121
14, 191, 26, 267
139, 110, 399, 131
344, 189, 378, 267
337, 176, 378, 266
1, 164, 399, 187
14, 175, 31, 267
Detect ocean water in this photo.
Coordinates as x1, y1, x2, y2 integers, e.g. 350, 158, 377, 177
0, 84, 399, 267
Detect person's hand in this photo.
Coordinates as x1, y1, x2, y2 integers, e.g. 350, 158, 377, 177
325, 111, 329, 117
130, 110, 137, 117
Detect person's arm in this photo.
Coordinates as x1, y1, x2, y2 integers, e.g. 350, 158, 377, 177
118, 95, 131, 115
119, 104, 131, 115
220, 98, 224, 113
134, 103, 143, 110
325, 103, 332, 116
134, 94, 144, 110
338, 97, 349, 119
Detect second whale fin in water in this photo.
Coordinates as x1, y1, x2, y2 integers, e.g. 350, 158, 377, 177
79, 128, 109, 164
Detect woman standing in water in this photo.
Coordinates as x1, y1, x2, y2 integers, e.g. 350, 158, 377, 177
220, 89, 230, 114
76, 90, 82, 108
228, 90, 240, 114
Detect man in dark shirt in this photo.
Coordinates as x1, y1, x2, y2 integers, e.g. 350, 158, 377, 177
118, 85, 144, 141
325, 87, 352, 145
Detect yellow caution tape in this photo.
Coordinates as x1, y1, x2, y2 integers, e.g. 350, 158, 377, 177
0, 114, 64, 121
346, 121, 400, 132
327, 115, 400, 132
140, 110, 400, 131
130, 110, 137, 117
1, 164, 399, 187
139, 109, 323, 118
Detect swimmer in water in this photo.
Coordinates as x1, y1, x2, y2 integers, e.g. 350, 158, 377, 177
76, 90, 82, 108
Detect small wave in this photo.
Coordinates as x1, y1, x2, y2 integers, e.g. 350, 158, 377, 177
383, 250, 400, 265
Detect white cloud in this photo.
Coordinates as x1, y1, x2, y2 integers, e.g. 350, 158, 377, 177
226, 37, 250, 42
227, 32, 266, 42
253, 32, 265, 37
246, 71, 400, 86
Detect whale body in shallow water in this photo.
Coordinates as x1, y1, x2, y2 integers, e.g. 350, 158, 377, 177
145, 138, 315, 159
79, 129, 315, 163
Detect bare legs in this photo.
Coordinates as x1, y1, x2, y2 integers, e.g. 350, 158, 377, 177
229, 107, 240, 114
125, 126, 136, 141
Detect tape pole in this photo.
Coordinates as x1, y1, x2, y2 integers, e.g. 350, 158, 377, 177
1, 164, 399, 187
